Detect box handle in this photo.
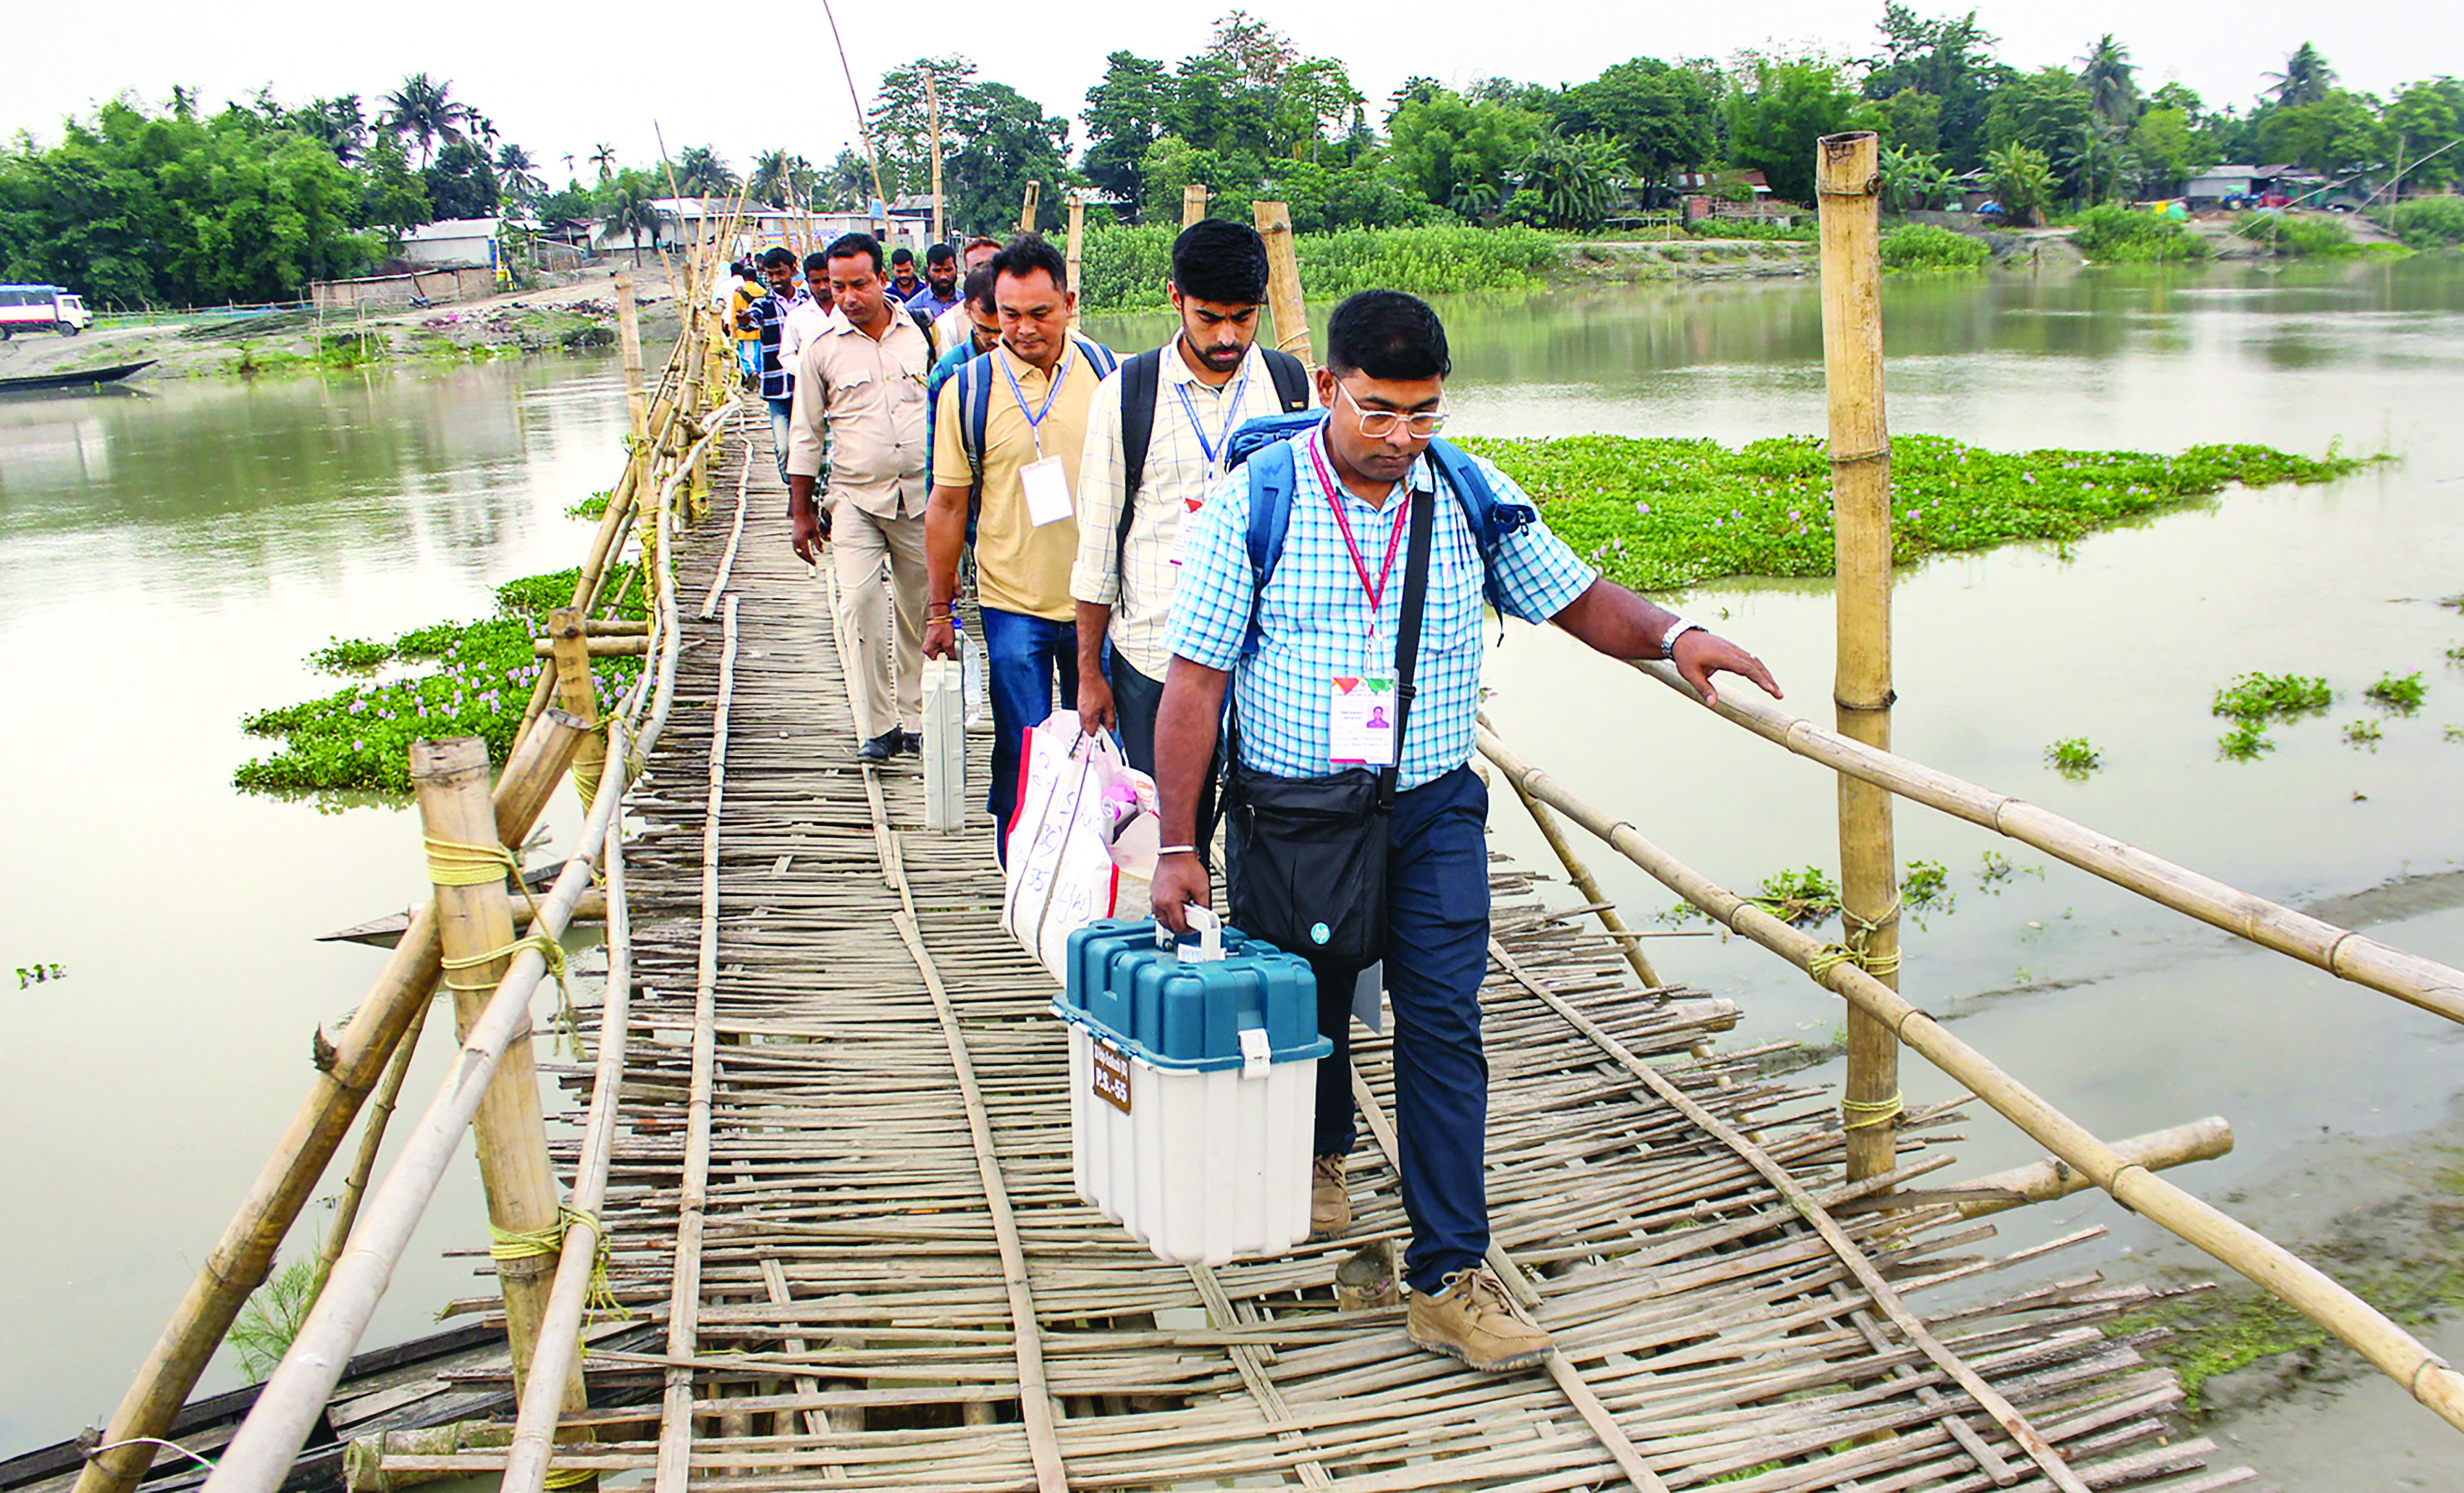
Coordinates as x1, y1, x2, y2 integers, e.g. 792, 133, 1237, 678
1159, 904, 1225, 964
1239, 1025, 1272, 1079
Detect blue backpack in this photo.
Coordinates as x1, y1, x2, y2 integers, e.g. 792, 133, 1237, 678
1223, 412, 1535, 650
949, 334, 1120, 502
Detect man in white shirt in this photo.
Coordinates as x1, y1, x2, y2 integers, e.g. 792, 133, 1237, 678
932, 236, 1002, 357
1071, 220, 1314, 822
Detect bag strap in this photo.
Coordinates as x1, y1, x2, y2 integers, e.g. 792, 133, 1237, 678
1115, 348, 1164, 555
1382, 484, 1437, 808
1261, 348, 1310, 411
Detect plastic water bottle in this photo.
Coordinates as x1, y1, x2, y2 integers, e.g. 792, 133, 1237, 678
959, 623, 985, 730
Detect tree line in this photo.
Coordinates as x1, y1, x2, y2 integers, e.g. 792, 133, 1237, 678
4, 8, 2457, 307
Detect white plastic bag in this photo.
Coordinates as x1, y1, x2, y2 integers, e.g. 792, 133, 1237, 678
1002, 709, 1161, 979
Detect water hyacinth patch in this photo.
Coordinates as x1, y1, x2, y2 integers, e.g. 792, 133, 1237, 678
234, 564, 645, 798
1453, 433, 2372, 595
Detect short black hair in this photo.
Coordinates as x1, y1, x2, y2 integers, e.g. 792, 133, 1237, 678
824, 232, 883, 276
990, 233, 1069, 294
890, 246, 915, 266
759, 246, 797, 271
925, 243, 955, 267
802, 251, 829, 276
1171, 219, 1268, 305
964, 235, 1002, 254
1325, 291, 1450, 381
961, 264, 998, 312
731, 259, 751, 278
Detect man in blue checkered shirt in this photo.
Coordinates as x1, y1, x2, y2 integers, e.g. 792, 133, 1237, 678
1151, 291, 1779, 1374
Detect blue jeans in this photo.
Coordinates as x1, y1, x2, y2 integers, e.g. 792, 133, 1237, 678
981, 606, 1086, 862
1270, 764, 1492, 1293
737, 340, 759, 384
765, 397, 793, 488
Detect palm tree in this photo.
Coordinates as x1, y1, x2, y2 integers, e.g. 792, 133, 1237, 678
1985, 143, 2056, 227
1520, 133, 1619, 229
2076, 35, 2139, 129
675, 145, 739, 197
2266, 43, 2337, 108
590, 142, 618, 181
494, 143, 547, 208
601, 172, 672, 266
378, 72, 476, 167
1448, 179, 1501, 220
748, 149, 813, 207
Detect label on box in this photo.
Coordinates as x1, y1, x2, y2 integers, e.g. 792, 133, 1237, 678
1091, 1039, 1132, 1114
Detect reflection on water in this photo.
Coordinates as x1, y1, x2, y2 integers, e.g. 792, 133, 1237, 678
6, 260, 2464, 1452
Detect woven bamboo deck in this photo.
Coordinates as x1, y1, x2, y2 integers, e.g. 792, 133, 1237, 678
495, 418, 2256, 1492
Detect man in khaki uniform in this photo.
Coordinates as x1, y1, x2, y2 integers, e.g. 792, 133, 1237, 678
921, 234, 1118, 857
787, 232, 935, 762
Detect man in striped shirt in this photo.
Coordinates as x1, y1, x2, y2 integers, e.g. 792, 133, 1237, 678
1071, 220, 1312, 840
1151, 292, 1779, 1373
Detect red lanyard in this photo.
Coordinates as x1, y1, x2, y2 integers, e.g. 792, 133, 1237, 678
1308, 434, 1410, 626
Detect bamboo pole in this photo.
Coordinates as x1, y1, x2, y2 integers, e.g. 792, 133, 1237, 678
410, 738, 586, 1418
927, 74, 944, 245
533, 635, 648, 659
1251, 201, 1313, 371
1478, 711, 1657, 985
1817, 130, 1899, 1183
311, 1001, 430, 1302
1064, 193, 1085, 329
1182, 183, 1210, 228
74, 714, 587, 1493
548, 608, 607, 814
1942, 1117, 2234, 1219
614, 272, 649, 447
1473, 722, 2464, 1437
1622, 654, 2464, 1027
1018, 179, 1041, 234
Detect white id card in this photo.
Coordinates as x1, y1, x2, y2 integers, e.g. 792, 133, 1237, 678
1022, 455, 1073, 527
1329, 675, 1398, 767
1167, 495, 1204, 566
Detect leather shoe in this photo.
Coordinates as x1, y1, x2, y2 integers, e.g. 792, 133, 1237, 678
897, 727, 922, 756
856, 730, 899, 762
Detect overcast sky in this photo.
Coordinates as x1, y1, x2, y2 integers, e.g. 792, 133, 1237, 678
8, 2, 2456, 179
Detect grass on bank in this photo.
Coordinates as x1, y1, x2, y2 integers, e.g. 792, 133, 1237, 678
2069, 204, 2209, 263
1457, 433, 2373, 595
1880, 223, 1989, 272
233, 565, 644, 796
1077, 223, 1564, 312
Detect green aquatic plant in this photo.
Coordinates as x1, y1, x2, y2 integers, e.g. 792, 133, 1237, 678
15, 963, 66, 988
1900, 859, 1955, 927
1976, 850, 2044, 891
310, 636, 393, 672
1455, 433, 2373, 595
2046, 737, 2103, 778
1879, 223, 1990, 272
2364, 672, 2426, 714
230, 1254, 320, 1381
2069, 204, 2209, 263
566, 488, 613, 520
2217, 719, 2276, 760
1752, 867, 1841, 926
2212, 672, 2333, 723
2343, 718, 2383, 749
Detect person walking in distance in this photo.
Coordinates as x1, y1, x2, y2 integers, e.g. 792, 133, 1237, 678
933, 235, 1003, 356
908, 242, 962, 318
1148, 291, 1780, 1373
737, 247, 810, 486
785, 232, 936, 762
1071, 219, 1312, 847
920, 234, 1119, 859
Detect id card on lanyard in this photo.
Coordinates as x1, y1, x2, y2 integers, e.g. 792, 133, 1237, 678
1168, 358, 1252, 566
1003, 349, 1074, 526
1312, 434, 1411, 770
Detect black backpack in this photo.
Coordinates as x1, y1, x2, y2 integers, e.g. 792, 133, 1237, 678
1114, 346, 1310, 556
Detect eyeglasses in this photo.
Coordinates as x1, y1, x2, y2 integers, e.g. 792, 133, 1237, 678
1337, 381, 1447, 437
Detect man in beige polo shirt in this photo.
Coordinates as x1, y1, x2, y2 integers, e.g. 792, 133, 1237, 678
786, 231, 935, 763
921, 233, 1119, 858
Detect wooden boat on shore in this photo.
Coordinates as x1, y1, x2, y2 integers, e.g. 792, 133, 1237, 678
0, 359, 153, 393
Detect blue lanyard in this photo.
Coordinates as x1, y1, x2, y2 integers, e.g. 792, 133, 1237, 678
999, 347, 1070, 441
1172, 357, 1253, 468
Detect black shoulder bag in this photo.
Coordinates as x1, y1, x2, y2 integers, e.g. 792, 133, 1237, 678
1222, 482, 1435, 966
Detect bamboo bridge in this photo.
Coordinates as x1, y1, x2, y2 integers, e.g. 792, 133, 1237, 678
43, 136, 2464, 1493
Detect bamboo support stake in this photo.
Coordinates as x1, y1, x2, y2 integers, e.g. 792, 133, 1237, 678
1621, 653, 2464, 1027
614, 272, 649, 447
1817, 130, 1899, 1183
1252, 201, 1313, 370
928, 73, 944, 244
1473, 722, 2464, 1438
1064, 193, 1085, 329
548, 608, 607, 814
73, 714, 586, 1493
1942, 1117, 2234, 1218
1478, 711, 1657, 986
312, 1001, 430, 1302
1018, 179, 1041, 234
1182, 183, 1210, 227
411, 738, 586, 1419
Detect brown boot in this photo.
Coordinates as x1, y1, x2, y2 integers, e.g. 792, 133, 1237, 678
1407, 1268, 1553, 1372
1310, 1154, 1350, 1239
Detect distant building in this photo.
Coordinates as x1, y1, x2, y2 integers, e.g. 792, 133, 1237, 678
398, 218, 502, 271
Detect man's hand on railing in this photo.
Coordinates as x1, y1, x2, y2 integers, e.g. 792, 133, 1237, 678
1672, 629, 1781, 710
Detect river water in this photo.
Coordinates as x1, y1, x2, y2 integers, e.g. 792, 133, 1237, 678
6, 259, 2462, 1454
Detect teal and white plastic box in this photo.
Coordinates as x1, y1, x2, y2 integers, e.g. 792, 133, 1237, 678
1052, 912, 1329, 1265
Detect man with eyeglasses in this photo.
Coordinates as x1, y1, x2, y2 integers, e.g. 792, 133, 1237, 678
1149, 290, 1779, 1374
922, 265, 1003, 460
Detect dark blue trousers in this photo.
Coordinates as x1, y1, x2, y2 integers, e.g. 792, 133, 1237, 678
1288, 764, 1492, 1293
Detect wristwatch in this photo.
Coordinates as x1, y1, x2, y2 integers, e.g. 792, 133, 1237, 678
1661, 620, 1703, 660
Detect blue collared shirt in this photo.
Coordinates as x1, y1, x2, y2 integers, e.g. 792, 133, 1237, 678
1166, 425, 1596, 791
747, 286, 811, 400
904, 282, 961, 318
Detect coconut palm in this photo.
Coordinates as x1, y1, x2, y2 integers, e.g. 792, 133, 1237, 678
1447, 179, 1501, 220
675, 145, 739, 197
1880, 144, 1954, 212
2266, 44, 2338, 108
748, 149, 814, 207
494, 143, 547, 208
1519, 132, 1621, 229
601, 171, 672, 265
1985, 142, 2056, 227
589, 142, 618, 181
2076, 35, 2139, 129
378, 72, 476, 167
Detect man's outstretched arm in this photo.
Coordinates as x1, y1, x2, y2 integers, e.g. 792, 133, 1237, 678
1549, 578, 1781, 708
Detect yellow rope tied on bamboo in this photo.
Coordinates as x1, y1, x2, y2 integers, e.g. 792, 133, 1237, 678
1841, 1093, 1906, 1131
541, 1466, 597, 1489
1807, 898, 1903, 982
425, 835, 521, 888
